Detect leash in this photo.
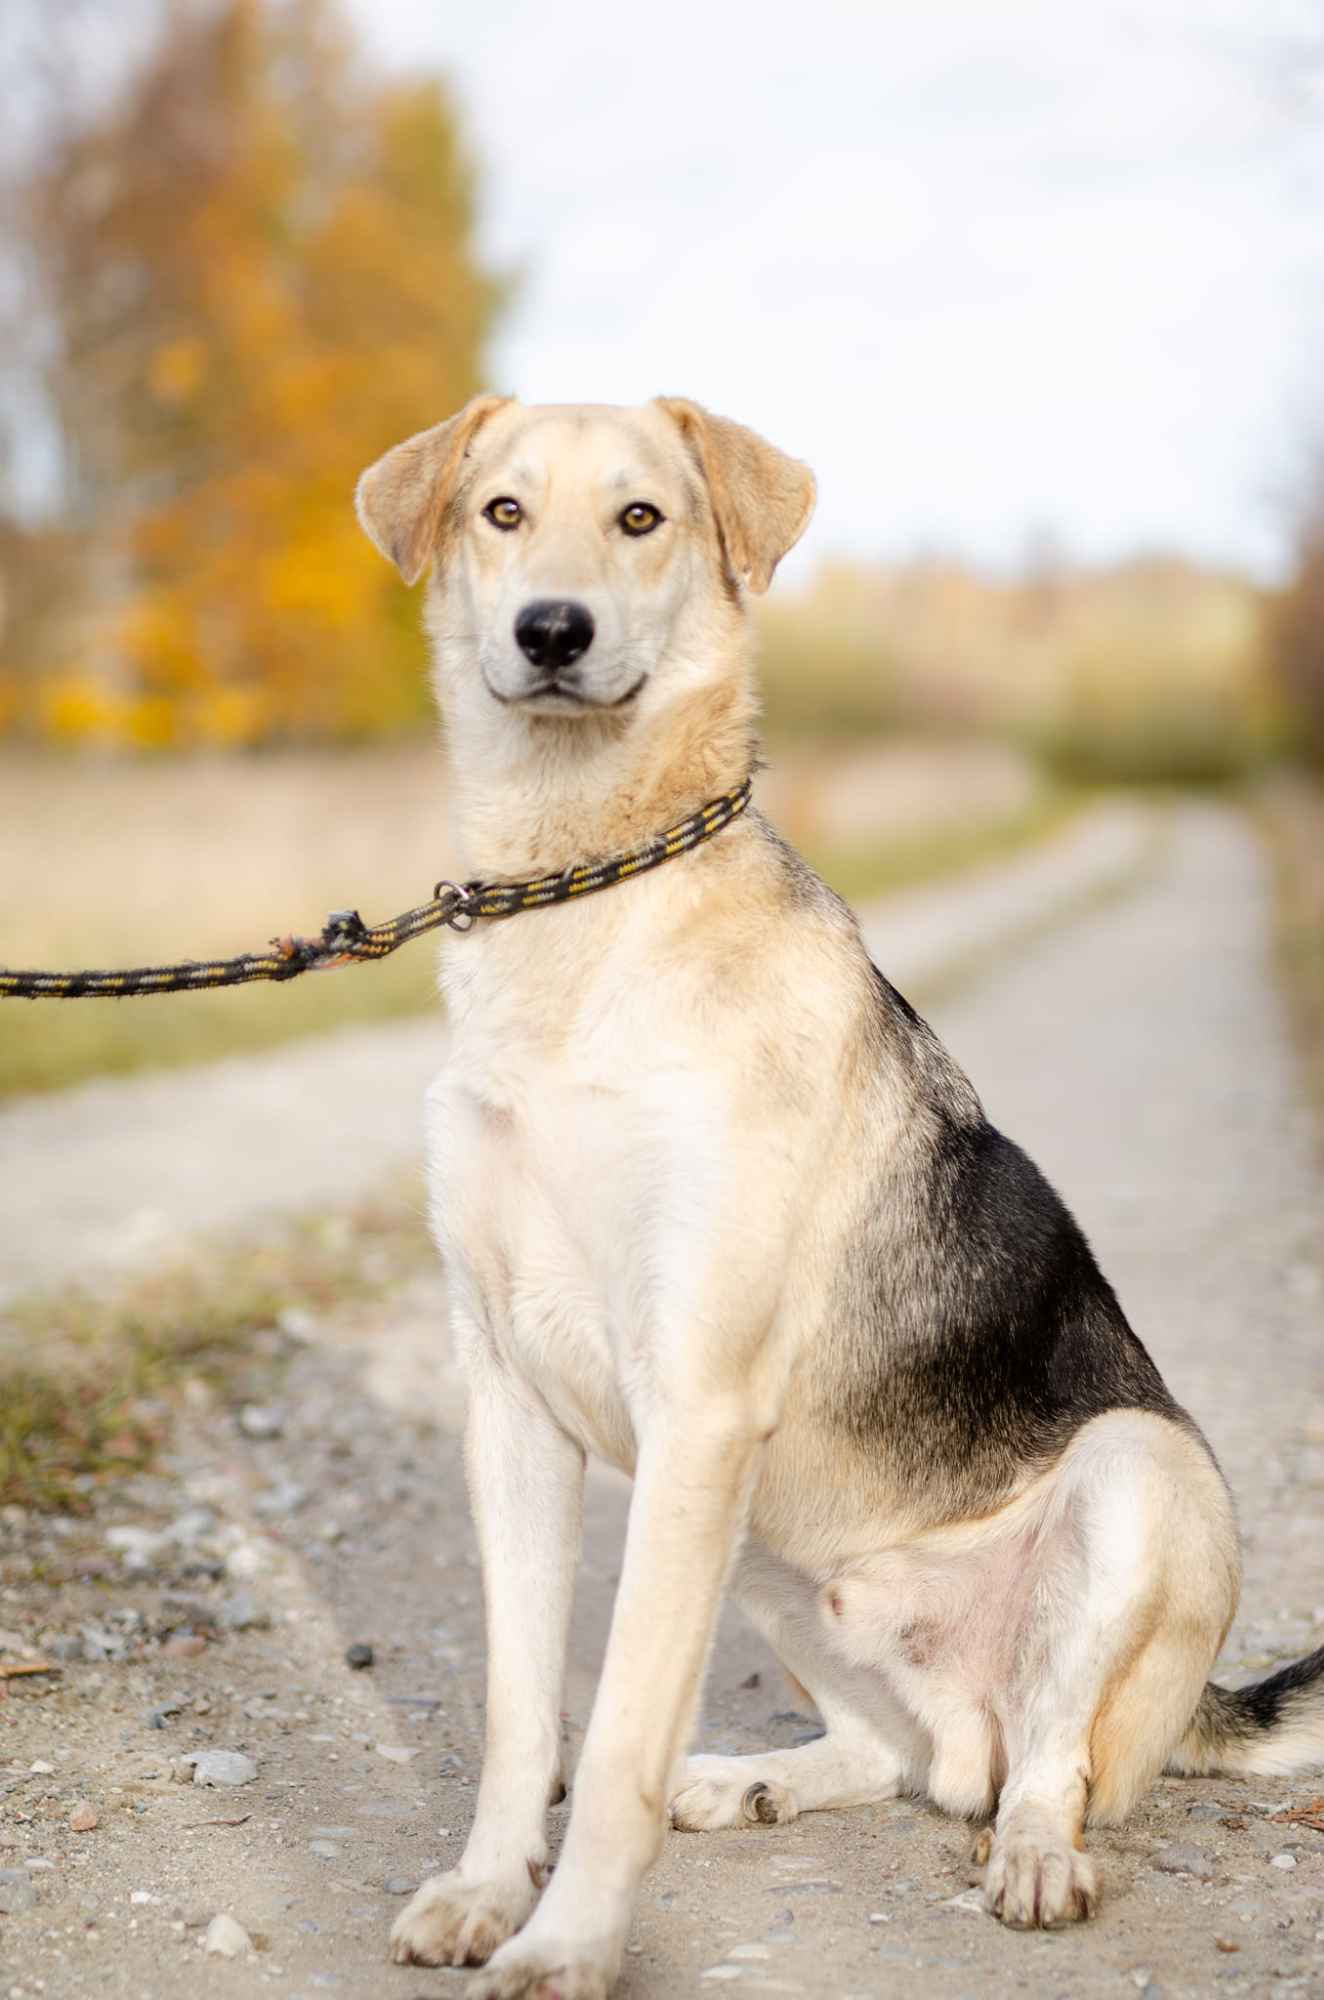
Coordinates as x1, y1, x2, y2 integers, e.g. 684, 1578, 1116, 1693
0, 777, 753, 1001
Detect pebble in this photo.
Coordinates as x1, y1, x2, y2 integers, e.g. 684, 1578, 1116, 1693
254, 1480, 307, 1519
375, 1744, 418, 1764
219, 1591, 271, 1632
162, 1634, 208, 1660
28, 1760, 54, 1775
0, 1869, 37, 1914
203, 1913, 252, 1957
345, 1643, 375, 1671
383, 1876, 414, 1896
1152, 1842, 1215, 1881
183, 1750, 258, 1787
1185, 1802, 1227, 1822
308, 1839, 341, 1860
1270, 1851, 1298, 1871
105, 1525, 169, 1567
238, 1404, 285, 1439
149, 1700, 185, 1729
69, 1803, 99, 1833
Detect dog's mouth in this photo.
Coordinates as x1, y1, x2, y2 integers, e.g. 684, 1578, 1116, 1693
484, 671, 648, 712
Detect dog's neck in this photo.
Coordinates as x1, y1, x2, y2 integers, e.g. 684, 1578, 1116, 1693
436, 650, 760, 884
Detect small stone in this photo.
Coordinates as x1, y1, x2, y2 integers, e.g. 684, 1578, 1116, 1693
308, 1839, 340, 1860
383, 1876, 414, 1896
186, 1750, 258, 1787
374, 1744, 417, 1765
28, 1760, 54, 1775
149, 1700, 185, 1729
1185, 1802, 1227, 1822
1153, 1842, 1215, 1881
219, 1591, 271, 1632
203, 1913, 252, 1957
253, 1480, 307, 1519
1214, 1937, 1241, 1953
0, 1869, 37, 1914
1270, 1851, 1297, 1870
105, 1525, 169, 1568
168, 1509, 216, 1546
69, 1803, 99, 1833
345, 1643, 374, 1671
739, 1671, 762, 1689
238, 1404, 284, 1439
130, 1890, 157, 1906
163, 1634, 207, 1660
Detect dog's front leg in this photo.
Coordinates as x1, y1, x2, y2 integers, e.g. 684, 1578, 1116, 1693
391, 1371, 584, 1969
471, 1399, 763, 2000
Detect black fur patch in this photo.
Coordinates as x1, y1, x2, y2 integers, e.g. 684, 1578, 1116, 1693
822, 966, 1186, 1517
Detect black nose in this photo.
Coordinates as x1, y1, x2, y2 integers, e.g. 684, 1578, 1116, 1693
514, 599, 595, 672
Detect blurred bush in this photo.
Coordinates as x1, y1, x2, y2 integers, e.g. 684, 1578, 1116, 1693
0, 0, 502, 747
1269, 484, 1324, 769
758, 552, 1278, 785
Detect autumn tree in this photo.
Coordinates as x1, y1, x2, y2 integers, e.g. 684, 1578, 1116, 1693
2, 0, 502, 746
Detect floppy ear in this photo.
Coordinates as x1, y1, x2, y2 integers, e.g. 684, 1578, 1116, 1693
655, 397, 816, 593
355, 393, 511, 585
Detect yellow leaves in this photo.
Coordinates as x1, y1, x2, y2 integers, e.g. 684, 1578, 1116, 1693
40, 673, 122, 746
149, 338, 208, 407
10, 0, 500, 751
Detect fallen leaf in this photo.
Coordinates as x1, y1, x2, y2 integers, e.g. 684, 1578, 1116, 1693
0, 1660, 61, 1680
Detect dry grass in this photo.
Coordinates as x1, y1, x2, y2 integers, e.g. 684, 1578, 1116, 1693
0, 1174, 433, 1512
0, 738, 1074, 1098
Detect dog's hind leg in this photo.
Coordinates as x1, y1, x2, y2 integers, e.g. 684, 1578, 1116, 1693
390, 1367, 585, 1969
980, 1411, 1237, 1929
671, 1545, 925, 1831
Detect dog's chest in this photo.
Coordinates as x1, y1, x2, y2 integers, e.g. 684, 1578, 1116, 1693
427, 952, 723, 1467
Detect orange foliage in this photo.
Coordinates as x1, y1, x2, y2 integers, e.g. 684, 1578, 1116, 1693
3, 0, 502, 747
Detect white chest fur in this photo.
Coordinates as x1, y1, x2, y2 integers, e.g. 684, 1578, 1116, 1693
424, 898, 731, 1471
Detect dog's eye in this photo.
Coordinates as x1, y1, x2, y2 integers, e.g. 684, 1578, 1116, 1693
620, 502, 663, 537
483, 497, 523, 531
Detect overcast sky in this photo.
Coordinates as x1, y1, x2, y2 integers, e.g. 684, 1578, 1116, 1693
347, 0, 1322, 580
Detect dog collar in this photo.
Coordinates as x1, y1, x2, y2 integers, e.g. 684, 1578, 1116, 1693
439, 774, 754, 930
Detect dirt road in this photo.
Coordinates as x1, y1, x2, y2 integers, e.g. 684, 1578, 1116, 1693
2, 800, 1321, 2000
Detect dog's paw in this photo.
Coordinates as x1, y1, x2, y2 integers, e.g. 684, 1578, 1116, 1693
468, 1940, 613, 2000
669, 1755, 797, 1831
981, 1831, 1098, 1929
389, 1869, 536, 1967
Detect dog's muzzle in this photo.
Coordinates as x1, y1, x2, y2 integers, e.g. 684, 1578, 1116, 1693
514, 599, 595, 672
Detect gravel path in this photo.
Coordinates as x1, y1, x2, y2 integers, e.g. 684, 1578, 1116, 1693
2, 799, 1322, 2000
0, 800, 1150, 1304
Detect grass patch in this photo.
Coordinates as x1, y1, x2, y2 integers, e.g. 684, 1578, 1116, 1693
0, 1176, 432, 1512
0, 947, 439, 1101
811, 783, 1089, 910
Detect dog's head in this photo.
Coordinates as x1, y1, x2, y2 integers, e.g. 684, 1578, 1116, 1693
355, 398, 815, 719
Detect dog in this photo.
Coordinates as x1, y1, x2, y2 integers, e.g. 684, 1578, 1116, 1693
354, 396, 1324, 1999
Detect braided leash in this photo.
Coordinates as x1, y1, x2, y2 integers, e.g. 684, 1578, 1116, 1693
0, 777, 753, 1001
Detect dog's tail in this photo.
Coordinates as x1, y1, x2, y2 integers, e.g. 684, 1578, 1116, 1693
1165, 1646, 1324, 1779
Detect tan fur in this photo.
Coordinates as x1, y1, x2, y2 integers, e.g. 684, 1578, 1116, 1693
355, 392, 510, 586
